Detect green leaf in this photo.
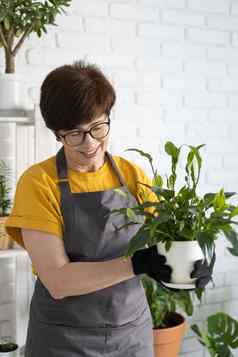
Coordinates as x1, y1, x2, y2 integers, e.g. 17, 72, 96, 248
152, 186, 174, 201
208, 312, 238, 349
0, 0, 72, 58
178, 186, 195, 201
152, 174, 163, 187
3, 17, 10, 31
213, 188, 228, 213
204, 193, 217, 209
109, 207, 128, 218
124, 228, 148, 256
193, 312, 238, 356
223, 228, 238, 257
0, 160, 12, 215
165, 141, 179, 160
224, 192, 237, 199
187, 150, 194, 166
168, 173, 176, 189
195, 287, 204, 301
113, 188, 128, 198
155, 212, 171, 224
230, 206, 238, 218
191, 324, 203, 339
165, 240, 172, 251
125, 147, 158, 178
125, 148, 153, 163
196, 231, 215, 259
126, 208, 137, 220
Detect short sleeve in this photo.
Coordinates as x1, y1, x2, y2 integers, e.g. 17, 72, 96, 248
4, 166, 64, 249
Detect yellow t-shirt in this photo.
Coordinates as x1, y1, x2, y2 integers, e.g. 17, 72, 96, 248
5, 154, 158, 254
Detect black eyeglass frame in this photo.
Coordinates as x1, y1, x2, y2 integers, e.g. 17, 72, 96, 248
55, 117, 111, 147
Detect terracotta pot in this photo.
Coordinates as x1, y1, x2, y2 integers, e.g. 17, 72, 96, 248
153, 312, 187, 357
0, 216, 13, 250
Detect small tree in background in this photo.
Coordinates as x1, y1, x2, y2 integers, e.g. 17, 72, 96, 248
0, 0, 72, 73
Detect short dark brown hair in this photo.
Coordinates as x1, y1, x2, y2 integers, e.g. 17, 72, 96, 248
40, 60, 116, 132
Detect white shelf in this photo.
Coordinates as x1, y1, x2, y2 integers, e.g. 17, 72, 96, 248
0, 109, 34, 125
0, 249, 27, 258
0, 117, 33, 124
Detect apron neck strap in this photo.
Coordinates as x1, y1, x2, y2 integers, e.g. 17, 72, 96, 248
56, 146, 71, 197
105, 151, 126, 187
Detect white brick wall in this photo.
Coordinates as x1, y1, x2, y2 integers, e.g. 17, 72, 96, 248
1, 0, 238, 356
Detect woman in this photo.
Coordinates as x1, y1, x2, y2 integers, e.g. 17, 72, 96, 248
5, 61, 213, 357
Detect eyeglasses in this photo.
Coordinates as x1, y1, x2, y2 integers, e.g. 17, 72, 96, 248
56, 118, 111, 147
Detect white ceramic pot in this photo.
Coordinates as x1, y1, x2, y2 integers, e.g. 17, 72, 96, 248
157, 241, 204, 285
0, 73, 27, 110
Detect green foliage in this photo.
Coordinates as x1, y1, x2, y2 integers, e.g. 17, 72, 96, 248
191, 312, 238, 356
111, 141, 238, 260
0, 0, 72, 72
141, 275, 200, 328
0, 160, 12, 216
0, 0, 71, 39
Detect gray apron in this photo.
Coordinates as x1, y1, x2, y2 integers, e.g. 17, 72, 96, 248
25, 146, 154, 356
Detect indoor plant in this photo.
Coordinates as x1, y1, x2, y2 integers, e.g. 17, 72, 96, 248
0, 159, 13, 249
0, 337, 18, 355
0, 0, 71, 110
141, 274, 202, 357
191, 312, 238, 356
111, 141, 238, 288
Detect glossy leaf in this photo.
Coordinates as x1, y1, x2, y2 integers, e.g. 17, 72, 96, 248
223, 228, 238, 256
192, 312, 238, 356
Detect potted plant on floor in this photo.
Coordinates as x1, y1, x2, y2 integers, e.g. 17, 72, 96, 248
111, 141, 238, 289
0, 0, 71, 111
141, 274, 202, 357
191, 312, 238, 356
0, 337, 18, 355
0, 159, 13, 249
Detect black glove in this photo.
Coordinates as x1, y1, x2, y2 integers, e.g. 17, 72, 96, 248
131, 245, 172, 283
190, 251, 216, 289
158, 251, 216, 292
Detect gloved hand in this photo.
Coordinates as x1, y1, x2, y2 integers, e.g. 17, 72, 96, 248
131, 245, 172, 283
190, 251, 216, 289
159, 250, 216, 292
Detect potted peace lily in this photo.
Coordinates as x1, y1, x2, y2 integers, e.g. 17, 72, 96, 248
0, 0, 71, 110
191, 312, 238, 356
111, 141, 238, 289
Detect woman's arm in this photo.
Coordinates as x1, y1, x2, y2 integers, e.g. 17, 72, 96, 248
22, 229, 135, 299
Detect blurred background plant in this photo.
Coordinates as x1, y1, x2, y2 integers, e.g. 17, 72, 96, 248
0, 159, 12, 216
0, 0, 72, 73
191, 312, 238, 357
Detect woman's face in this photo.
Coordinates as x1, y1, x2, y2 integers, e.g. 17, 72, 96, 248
57, 113, 110, 167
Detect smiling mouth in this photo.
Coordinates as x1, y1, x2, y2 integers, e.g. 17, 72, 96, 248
81, 146, 100, 157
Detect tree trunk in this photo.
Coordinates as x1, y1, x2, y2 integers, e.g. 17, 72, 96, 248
4, 49, 15, 73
